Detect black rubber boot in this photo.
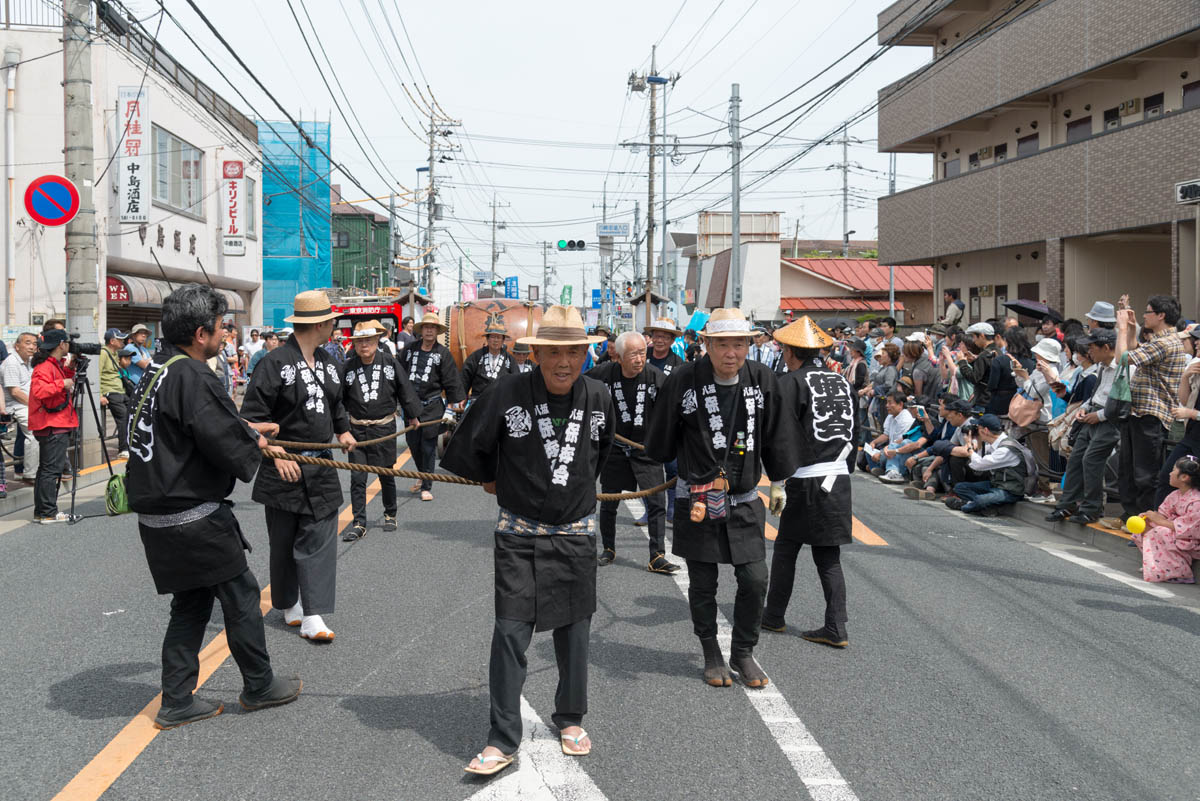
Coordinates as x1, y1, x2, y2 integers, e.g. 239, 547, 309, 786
800, 624, 849, 648
240, 675, 303, 711
700, 637, 731, 687
153, 696, 223, 730
729, 653, 770, 689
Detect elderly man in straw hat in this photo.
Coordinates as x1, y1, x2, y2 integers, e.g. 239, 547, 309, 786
645, 317, 685, 377
761, 316, 857, 649
646, 308, 797, 690
511, 340, 535, 373
242, 290, 357, 642
461, 313, 517, 398
441, 305, 615, 777
399, 311, 465, 502
587, 330, 679, 574
341, 320, 423, 542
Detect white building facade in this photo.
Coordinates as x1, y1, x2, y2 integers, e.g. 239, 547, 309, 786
0, 7, 262, 341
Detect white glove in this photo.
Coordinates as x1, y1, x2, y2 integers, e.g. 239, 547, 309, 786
769, 484, 786, 517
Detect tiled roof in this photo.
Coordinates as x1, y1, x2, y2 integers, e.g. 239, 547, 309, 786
781, 297, 906, 312
781, 258, 932, 292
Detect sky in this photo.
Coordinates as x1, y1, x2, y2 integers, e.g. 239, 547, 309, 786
127, 0, 934, 310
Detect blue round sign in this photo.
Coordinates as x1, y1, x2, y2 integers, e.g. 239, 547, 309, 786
24, 175, 80, 227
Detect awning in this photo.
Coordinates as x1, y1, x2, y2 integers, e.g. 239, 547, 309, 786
107, 274, 246, 314
780, 297, 905, 312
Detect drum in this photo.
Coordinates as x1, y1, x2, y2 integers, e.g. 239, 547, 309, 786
445, 299, 542, 369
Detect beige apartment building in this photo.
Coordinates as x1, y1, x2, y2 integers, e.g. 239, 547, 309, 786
876, 0, 1200, 321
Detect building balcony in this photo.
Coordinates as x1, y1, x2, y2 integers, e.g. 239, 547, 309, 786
877, 105, 1200, 265
878, 0, 1200, 153
878, 0, 1005, 48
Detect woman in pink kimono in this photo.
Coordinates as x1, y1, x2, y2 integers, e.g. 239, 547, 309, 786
1132, 457, 1200, 583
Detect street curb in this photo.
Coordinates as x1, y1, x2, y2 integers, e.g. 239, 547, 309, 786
1007, 500, 1140, 564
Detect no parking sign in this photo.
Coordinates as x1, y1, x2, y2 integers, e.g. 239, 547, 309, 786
24, 175, 80, 226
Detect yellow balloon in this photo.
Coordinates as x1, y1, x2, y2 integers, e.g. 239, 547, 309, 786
1126, 516, 1146, 535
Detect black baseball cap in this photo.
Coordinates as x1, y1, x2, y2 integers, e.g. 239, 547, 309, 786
944, 399, 973, 415
977, 413, 1005, 432
38, 329, 69, 350
1079, 329, 1117, 347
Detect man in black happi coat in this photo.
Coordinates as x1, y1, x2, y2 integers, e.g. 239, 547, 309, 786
762, 316, 857, 648
341, 319, 422, 542
242, 290, 356, 643
646, 308, 797, 690
442, 305, 614, 777
587, 331, 679, 574
460, 313, 517, 397
128, 284, 300, 730
400, 312, 465, 503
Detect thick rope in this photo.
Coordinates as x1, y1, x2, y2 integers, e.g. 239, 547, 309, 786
266, 417, 444, 450
266, 451, 676, 502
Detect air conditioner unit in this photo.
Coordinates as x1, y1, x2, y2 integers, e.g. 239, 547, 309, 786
977, 146, 992, 159
1121, 98, 1141, 116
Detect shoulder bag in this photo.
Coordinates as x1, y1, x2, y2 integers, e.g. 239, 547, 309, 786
105, 355, 187, 516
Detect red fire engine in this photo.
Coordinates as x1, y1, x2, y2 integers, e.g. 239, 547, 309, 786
323, 287, 435, 347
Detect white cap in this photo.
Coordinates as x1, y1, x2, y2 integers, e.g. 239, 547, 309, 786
905, 331, 926, 342
965, 322, 995, 336
1031, 337, 1062, 362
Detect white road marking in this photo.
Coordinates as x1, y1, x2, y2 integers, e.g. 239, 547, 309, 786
465, 696, 607, 801
624, 499, 860, 801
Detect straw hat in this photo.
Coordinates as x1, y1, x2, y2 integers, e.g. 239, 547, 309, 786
644, 317, 682, 337
283, 290, 339, 324
483, 314, 509, 337
773, 315, 834, 349
518, 305, 605, 346
350, 319, 386, 340
702, 308, 755, 338
416, 311, 448, 334
512, 340, 531, 354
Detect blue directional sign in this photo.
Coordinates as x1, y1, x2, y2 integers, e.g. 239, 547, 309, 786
504, 275, 519, 299
591, 288, 601, 309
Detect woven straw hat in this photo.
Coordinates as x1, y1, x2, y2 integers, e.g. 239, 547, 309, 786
644, 317, 682, 337
518, 305, 605, 346
774, 315, 834, 349
702, 308, 755, 338
416, 311, 448, 334
350, 319, 386, 340
483, 314, 509, 337
283, 290, 339, 324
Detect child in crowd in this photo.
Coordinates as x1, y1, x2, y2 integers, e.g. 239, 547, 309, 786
1131, 456, 1200, 583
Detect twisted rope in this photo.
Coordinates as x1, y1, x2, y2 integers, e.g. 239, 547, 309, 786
266, 417, 444, 450
266, 451, 676, 502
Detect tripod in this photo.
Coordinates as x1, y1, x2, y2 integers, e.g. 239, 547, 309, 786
66, 355, 115, 524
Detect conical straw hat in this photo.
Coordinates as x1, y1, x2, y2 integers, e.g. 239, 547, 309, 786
774, 315, 834, 349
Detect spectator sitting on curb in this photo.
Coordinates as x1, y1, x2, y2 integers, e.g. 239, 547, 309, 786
862, 390, 915, 483
903, 395, 970, 500
943, 414, 1032, 517
1131, 456, 1200, 583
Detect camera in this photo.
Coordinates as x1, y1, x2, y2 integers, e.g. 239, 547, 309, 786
67, 333, 102, 357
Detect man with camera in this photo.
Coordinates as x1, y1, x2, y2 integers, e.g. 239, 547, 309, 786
29, 329, 77, 523
100, 328, 132, 459
943, 414, 1030, 517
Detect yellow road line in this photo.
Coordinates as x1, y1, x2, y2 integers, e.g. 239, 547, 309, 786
51, 453, 409, 801
757, 477, 888, 546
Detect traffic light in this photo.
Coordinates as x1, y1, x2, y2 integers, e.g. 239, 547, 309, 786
624, 281, 634, 298
556, 239, 587, 251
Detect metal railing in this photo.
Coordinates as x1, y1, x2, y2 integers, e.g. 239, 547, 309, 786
3, 0, 64, 28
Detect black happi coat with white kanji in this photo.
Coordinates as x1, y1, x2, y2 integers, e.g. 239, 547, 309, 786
585, 360, 666, 490
401, 341, 465, 439
241, 335, 351, 521
646, 356, 798, 565
441, 370, 615, 630
776, 358, 857, 547
461, 345, 517, 397
127, 344, 263, 594
343, 349, 423, 465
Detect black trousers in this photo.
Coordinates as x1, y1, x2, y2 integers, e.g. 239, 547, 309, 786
488, 616, 589, 754
34, 431, 70, 518
685, 559, 768, 659
405, 429, 438, 491
947, 455, 985, 488
104, 392, 129, 451
264, 507, 337, 616
763, 543, 847, 630
1119, 414, 1165, 517
350, 422, 397, 525
1057, 421, 1119, 516
161, 567, 273, 709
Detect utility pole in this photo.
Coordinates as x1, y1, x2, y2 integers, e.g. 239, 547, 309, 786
888, 152, 896, 317
457, 255, 463, 304
388, 192, 396, 287
645, 48, 657, 328
541, 241, 552, 310
841, 125, 850, 258
64, 0, 99, 449
729, 83, 742, 307
658, 68, 678, 308
632, 199, 641, 286
489, 194, 510, 290
426, 109, 462, 299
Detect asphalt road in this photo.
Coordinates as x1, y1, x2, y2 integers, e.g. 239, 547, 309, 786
5, 456, 1200, 801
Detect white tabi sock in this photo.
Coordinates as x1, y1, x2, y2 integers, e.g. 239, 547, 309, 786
283, 601, 303, 626
300, 614, 333, 638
